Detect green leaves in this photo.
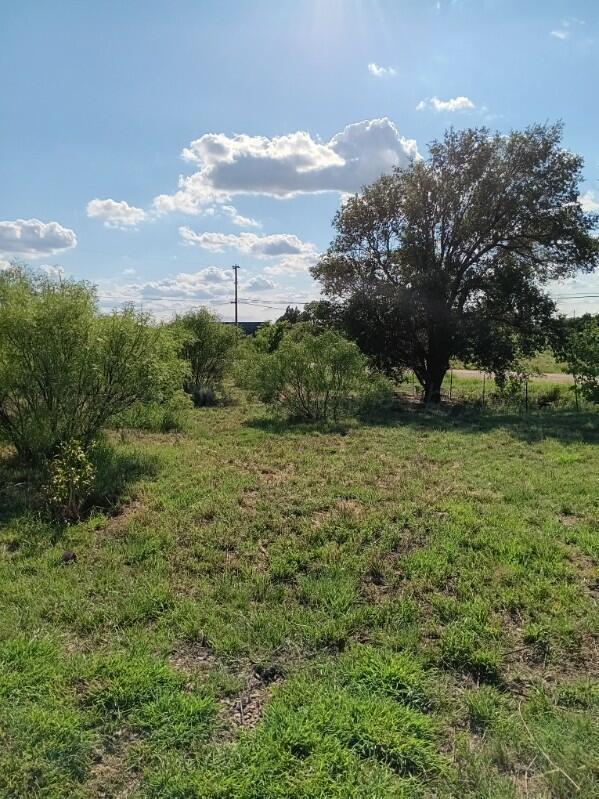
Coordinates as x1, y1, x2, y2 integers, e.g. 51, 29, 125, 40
312, 123, 599, 400
0, 267, 187, 462
238, 324, 392, 422
566, 317, 599, 404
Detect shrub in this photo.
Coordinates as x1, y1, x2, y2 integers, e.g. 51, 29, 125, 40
174, 310, 240, 404
0, 267, 187, 462
565, 318, 599, 404
239, 324, 391, 421
42, 440, 96, 522
112, 393, 191, 433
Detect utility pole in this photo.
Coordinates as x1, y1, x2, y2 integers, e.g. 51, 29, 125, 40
232, 264, 240, 327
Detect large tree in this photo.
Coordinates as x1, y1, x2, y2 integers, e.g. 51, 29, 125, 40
312, 123, 599, 402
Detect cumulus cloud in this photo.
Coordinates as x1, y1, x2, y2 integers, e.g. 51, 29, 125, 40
244, 275, 276, 292
115, 267, 234, 303
97, 268, 320, 322
416, 96, 475, 112
179, 229, 319, 260
368, 62, 396, 78
0, 218, 77, 259
580, 191, 599, 213
153, 118, 418, 213
86, 198, 147, 228
550, 29, 569, 40
221, 205, 261, 227
261, 255, 314, 276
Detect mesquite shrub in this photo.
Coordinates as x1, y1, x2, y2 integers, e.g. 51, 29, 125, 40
0, 268, 187, 462
239, 324, 391, 421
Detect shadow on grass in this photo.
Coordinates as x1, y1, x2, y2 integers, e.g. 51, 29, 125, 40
0, 443, 159, 528
244, 401, 599, 446
85, 443, 159, 516
246, 415, 356, 437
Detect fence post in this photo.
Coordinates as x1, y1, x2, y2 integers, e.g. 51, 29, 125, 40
482, 373, 486, 408
525, 380, 529, 415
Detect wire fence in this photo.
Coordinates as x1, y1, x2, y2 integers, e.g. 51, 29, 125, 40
398, 370, 587, 415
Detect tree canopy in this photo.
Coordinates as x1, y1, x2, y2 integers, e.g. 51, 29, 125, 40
312, 123, 599, 402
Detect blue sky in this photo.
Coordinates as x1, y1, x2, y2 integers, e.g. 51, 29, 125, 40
1, 0, 598, 319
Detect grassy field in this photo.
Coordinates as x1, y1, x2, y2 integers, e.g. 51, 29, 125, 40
398, 372, 580, 409
0, 398, 598, 798
452, 351, 568, 376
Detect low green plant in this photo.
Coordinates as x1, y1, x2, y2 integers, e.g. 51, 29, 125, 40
42, 440, 96, 522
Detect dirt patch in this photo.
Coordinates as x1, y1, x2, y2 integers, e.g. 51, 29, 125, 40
89, 729, 141, 799
558, 512, 579, 527
222, 664, 283, 732
169, 641, 216, 675
312, 498, 365, 528
256, 464, 297, 487
102, 499, 144, 537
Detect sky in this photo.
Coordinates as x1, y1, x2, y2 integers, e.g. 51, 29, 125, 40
1, 0, 598, 321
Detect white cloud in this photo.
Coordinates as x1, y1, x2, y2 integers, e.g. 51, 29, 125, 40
580, 191, 599, 213
368, 62, 396, 78
179, 228, 319, 260
96, 264, 322, 322
153, 118, 418, 212
416, 96, 475, 112
261, 256, 314, 276
38, 265, 65, 280
244, 275, 276, 292
551, 17, 585, 40
86, 198, 147, 228
119, 267, 234, 303
0, 218, 77, 259
221, 205, 261, 228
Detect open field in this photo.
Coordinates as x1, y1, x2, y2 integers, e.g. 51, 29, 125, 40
1, 400, 598, 798
451, 370, 574, 385
398, 372, 582, 409
452, 352, 569, 377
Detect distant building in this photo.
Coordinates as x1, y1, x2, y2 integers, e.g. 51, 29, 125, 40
223, 321, 264, 335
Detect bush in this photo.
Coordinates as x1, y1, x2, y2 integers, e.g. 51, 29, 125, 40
565, 318, 599, 404
174, 310, 240, 404
112, 392, 191, 433
238, 324, 391, 421
42, 440, 96, 522
0, 268, 188, 462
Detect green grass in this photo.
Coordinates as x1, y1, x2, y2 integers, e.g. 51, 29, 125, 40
452, 350, 568, 375
0, 400, 598, 797
400, 371, 581, 410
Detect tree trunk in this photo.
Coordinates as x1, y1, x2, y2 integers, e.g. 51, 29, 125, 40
423, 365, 447, 405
